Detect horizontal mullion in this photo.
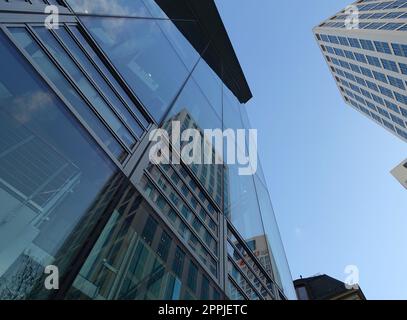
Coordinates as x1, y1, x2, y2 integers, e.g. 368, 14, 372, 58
48, 25, 141, 143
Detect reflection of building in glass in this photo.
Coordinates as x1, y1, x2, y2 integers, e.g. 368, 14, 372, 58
244, 236, 273, 277
162, 109, 225, 206
0, 0, 294, 300
66, 184, 222, 300
314, 2, 407, 142
391, 159, 407, 189
0, 113, 81, 298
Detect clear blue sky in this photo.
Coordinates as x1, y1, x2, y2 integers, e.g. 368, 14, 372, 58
216, 0, 407, 299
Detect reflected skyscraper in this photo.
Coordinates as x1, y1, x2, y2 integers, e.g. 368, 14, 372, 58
0, 0, 295, 300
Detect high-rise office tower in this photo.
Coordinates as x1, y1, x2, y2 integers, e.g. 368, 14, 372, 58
0, 0, 295, 300
314, 0, 407, 142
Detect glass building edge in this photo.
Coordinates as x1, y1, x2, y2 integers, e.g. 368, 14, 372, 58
0, 0, 294, 300
238, 103, 296, 299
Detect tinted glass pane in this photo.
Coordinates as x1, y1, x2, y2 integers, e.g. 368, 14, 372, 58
227, 279, 246, 300
239, 105, 267, 187
66, 0, 152, 17
81, 17, 192, 122
223, 88, 266, 253
157, 20, 200, 71
33, 27, 136, 149
164, 76, 223, 205
54, 27, 144, 138
0, 30, 122, 299
9, 27, 127, 162
65, 184, 218, 300
165, 77, 222, 133
192, 59, 222, 119
253, 175, 296, 300
139, 176, 218, 277
67, 25, 150, 129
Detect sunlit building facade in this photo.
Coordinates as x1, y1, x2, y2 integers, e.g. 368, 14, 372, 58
0, 0, 295, 300
314, 0, 407, 142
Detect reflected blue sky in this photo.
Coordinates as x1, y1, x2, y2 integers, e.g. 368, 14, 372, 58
216, 0, 407, 299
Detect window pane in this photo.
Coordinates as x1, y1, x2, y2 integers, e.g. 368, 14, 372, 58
9, 27, 127, 162
0, 30, 123, 299
164, 76, 223, 205
192, 59, 222, 119
223, 88, 266, 256
253, 175, 297, 300
65, 185, 217, 300
67, 26, 150, 129
66, 0, 152, 17
54, 27, 144, 138
32, 27, 136, 149
157, 20, 200, 71
81, 17, 192, 123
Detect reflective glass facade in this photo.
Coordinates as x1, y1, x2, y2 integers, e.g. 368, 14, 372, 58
0, 0, 295, 300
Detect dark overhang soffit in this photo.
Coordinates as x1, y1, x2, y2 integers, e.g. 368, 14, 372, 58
155, 0, 253, 103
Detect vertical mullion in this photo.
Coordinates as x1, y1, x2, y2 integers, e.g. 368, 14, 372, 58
65, 24, 150, 131
0, 24, 126, 168
48, 25, 140, 143
74, 18, 157, 126
25, 24, 133, 154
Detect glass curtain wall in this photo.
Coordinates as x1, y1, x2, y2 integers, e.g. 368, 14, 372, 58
0, 0, 295, 300
0, 30, 123, 300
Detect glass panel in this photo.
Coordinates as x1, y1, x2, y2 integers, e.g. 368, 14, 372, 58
0, 30, 122, 299
200, 275, 210, 300
139, 176, 218, 277
157, 20, 200, 71
227, 232, 274, 294
146, 164, 218, 256
32, 27, 136, 149
239, 104, 267, 187
223, 88, 266, 246
67, 26, 150, 129
54, 27, 144, 138
192, 59, 222, 119
166, 76, 222, 131
65, 184, 218, 300
187, 262, 198, 292
226, 242, 273, 300
160, 163, 218, 230
227, 260, 260, 300
164, 76, 223, 206
253, 175, 296, 300
65, 0, 152, 17
65, 0, 168, 18
227, 279, 246, 300
9, 27, 127, 162
81, 17, 193, 122
173, 164, 218, 218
